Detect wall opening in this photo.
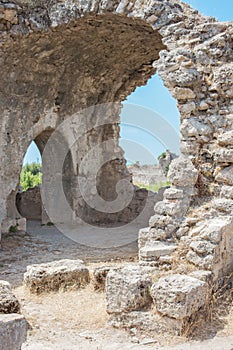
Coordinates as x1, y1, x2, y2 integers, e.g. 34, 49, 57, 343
120, 72, 180, 194
16, 141, 42, 221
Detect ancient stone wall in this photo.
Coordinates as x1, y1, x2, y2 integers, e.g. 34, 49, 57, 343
0, 1, 165, 230
0, 0, 233, 335
16, 186, 42, 220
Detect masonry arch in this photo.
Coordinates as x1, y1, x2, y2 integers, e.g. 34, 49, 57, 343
0, 0, 232, 247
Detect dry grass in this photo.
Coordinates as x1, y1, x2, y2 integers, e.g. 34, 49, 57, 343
15, 284, 108, 333
181, 273, 233, 340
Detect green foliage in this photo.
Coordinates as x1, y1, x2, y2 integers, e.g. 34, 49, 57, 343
47, 221, 54, 226
20, 162, 42, 191
157, 152, 166, 161
135, 181, 170, 193
9, 225, 17, 233
165, 164, 170, 176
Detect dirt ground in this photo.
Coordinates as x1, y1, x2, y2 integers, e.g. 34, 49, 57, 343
1, 220, 233, 349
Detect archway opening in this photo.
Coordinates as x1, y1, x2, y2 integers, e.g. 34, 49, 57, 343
120, 72, 180, 194
16, 141, 42, 221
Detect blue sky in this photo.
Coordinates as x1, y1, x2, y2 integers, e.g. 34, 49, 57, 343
24, 0, 233, 165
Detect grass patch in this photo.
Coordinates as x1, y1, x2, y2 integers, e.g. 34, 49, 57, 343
135, 181, 170, 193
9, 225, 17, 233
47, 221, 54, 226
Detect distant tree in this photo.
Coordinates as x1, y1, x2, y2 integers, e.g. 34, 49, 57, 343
157, 152, 166, 161
20, 163, 42, 191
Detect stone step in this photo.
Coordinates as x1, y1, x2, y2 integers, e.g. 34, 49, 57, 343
140, 242, 177, 261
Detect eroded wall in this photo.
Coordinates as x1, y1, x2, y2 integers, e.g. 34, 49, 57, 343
0, 1, 233, 319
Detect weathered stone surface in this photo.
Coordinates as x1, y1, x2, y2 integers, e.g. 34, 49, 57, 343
16, 186, 42, 220
188, 270, 212, 283
212, 198, 233, 214
0, 280, 20, 314
129, 163, 167, 186
186, 250, 214, 270
140, 242, 177, 260
24, 259, 90, 293
106, 266, 152, 314
154, 199, 189, 218
108, 310, 184, 334
148, 214, 173, 229
186, 217, 233, 278
190, 240, 216, 255
93, 266, 111, 291
158, 150, 178, 176
151, 274, 207, 319
221, 185, 233, 199
167, 156, 198, 187
218, 131, 233, 146
216, 165, 233, 185
211, 63, 233, 97
163, 187, 184, 200
172, 87, 196, 100
0, 314, 27, 350
179, 102, 196, 115
214, 148, 233, 163
189, 217, 233, 244
0, 0, 233, 337
181, 118, 213, 141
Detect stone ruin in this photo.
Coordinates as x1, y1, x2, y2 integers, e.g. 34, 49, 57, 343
0, 0, 233, 346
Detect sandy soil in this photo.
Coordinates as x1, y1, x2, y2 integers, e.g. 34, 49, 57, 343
0, 220, 138, 287
1, 220, 233, 349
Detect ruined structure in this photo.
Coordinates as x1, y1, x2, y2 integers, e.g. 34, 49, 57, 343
0, 0, 233, 340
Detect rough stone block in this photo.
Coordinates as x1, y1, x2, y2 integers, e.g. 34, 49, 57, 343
186, 250, 214, 270
140, 242, 177, 260
221, 185, 233, 199
0, 280, 20, 314
216, 165, 233, 185
151, 274, 207, 319
24, 259, 90, 293
172, 87, 196, 100
214, 148, 233, 163
108, 311, 184, 335
93, 266, 111, 291
106, 266, 152, 314
163, 187, 184, 200
181, 118, 213, 140
16, 218, 26, 232
218, 130, 233, 146
168, 156, 198, 187
0, 314, 27, 350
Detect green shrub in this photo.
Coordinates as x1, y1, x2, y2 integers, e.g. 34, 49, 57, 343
20, 162, 42, 191
157, 152, 166, 161
9, 225, 17, 233
47, 221, 54, 226
135, 181, 170, 192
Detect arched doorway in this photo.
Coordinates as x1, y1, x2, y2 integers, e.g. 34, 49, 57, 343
16, 142, 42, 221
120, 72, 180, 192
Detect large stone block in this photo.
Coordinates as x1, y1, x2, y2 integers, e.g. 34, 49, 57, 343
106, 266, 152, 314
0, 280, 20, 314
24, 259, 90, 293
168, 156, 198, 187
181, 118, 213, 141
187, 217, 233, 278
0, 314, 27, 350
140, 242, 177, 260
151, 274, 207, 319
